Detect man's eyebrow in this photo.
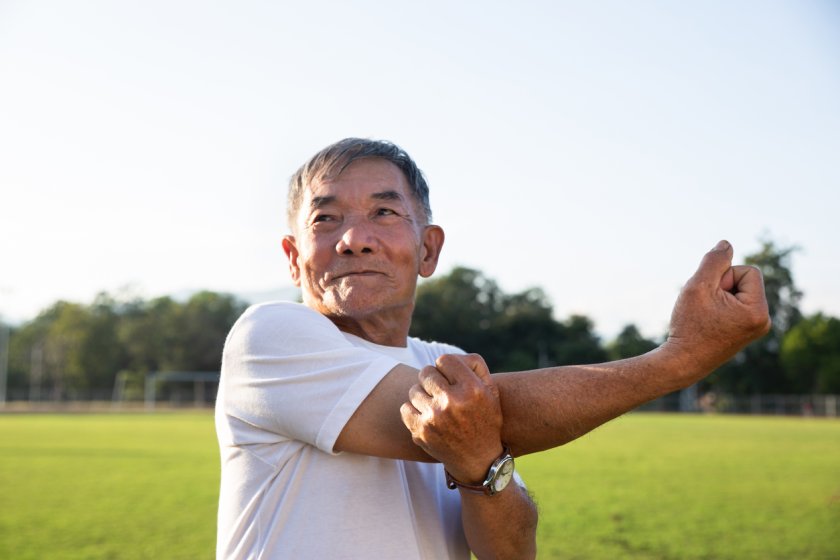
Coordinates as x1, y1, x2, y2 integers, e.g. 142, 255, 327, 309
308, 191, 404, 211
309, 195, 336, 210
371, 190, 405, 202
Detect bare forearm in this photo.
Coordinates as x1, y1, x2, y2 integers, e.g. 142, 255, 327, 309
355, 346, 698, 462
460, 484, 537, 560
497, 346, 694, 456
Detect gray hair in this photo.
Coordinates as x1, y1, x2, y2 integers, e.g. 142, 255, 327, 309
287, 138, 432, 228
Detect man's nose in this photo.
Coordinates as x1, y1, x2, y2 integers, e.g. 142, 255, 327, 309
335, 219, 377, 255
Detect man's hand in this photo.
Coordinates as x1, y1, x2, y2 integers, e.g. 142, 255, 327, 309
400, 354, 539, 560
662, 240, 772, 384
400, 353, 504, 484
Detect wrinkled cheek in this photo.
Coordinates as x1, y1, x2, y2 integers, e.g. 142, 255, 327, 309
315, 278, 347, 301
298, 273, 327, 303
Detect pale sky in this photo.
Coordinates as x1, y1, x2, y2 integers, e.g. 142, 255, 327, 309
1, 0, 838, 339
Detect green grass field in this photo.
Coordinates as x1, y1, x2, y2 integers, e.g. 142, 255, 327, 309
0, 412, 837, 559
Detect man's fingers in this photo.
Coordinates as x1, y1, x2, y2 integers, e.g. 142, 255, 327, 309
399, 401, 419, 430
728, 265, 765, 298
419, 366, 450, 396
433, 354, 474, 385
461, 353, 493, 386
407, 383, 432, 412
691, 240, 735, 287
730, 266, 772, 335
434, 353, 493, 387
399, 400, 415, 419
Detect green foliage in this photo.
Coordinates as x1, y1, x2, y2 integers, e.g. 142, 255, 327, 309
7, 291, 248, 399
411, 267, 606, 372
8, 300, 119, 399
118, 296, 179, 373
781, 313, 840, 393
2, 413, 837, 559
171, 291, 249, 372
607, 324, 659, 360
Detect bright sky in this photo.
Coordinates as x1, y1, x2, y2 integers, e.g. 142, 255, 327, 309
1, 0, 838, 339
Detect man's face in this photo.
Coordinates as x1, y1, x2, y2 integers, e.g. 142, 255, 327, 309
282, 158, 443, 325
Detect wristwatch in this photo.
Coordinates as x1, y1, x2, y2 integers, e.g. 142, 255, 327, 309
445, 446, 515, 496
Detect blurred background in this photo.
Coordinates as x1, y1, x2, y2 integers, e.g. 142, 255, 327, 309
1, 3, 839, 559
1, 0, 838, 408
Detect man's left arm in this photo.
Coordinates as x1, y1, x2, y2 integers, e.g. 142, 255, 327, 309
402, 357, 538, 559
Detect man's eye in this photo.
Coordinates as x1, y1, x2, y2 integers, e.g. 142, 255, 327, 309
313, 215, 334, 223
376, 208, 397, 216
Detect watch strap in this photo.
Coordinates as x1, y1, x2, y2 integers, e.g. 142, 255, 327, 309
444, 445, 513, 495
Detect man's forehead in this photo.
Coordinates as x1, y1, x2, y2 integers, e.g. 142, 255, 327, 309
305, 189, 406, 210
303, 162, 412, 207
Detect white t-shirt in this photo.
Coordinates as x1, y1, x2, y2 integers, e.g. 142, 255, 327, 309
215, 302, 470, 559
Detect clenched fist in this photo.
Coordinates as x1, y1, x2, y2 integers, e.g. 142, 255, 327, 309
662, 240, 771, 384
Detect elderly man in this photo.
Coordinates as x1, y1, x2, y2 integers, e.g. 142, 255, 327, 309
215, 138, 770, 559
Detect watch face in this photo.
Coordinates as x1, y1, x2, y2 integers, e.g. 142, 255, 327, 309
491, 457, 515, 493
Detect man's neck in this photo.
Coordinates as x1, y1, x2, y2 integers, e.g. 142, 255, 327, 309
327, 310, 412, 348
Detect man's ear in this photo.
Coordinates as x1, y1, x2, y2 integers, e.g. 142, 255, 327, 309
419, 225, 445, 278
281, 235, 302, 286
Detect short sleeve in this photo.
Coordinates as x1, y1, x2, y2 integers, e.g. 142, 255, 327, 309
219, 302, 400, 454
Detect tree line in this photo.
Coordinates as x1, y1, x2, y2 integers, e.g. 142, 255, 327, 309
3, 239, 839, 401
4, 291, 248, 401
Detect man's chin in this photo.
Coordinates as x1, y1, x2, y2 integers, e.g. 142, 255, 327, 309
319, 294, 406, 319
323, 301, 380, 318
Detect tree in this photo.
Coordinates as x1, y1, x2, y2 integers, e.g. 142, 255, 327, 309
169, 291, 248, 372
410, 267, 506, 366
118, 296, 179, 373
7, 290, 248, 401
411, 267, 605, 372
491, 287, 561, 372
76, 293, 126, 390
780, 313, 840, 394
607, 324, 659, 361
7, 308, 57, 399
553, 315, 607, 366
115, 295, 181, 400
41, 302, 90, 399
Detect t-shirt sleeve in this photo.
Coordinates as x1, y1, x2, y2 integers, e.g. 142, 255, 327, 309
219, 302, 401, 454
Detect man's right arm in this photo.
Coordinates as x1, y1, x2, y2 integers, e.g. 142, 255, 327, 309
336, 240, 771, 459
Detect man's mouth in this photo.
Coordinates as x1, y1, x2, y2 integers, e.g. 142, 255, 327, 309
334, 270, 383, 280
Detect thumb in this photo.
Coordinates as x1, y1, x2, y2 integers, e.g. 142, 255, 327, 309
691, 240, 734, 286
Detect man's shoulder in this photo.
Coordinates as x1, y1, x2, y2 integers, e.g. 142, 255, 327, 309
236, 301, 334, 328
239, 300, 320, 319
225, 301, 342, 352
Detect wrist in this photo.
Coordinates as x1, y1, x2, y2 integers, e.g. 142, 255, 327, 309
443, 443, 504, 485
445, 445, 515, 496
651, 340, 714, 391
631, 344, 709, 398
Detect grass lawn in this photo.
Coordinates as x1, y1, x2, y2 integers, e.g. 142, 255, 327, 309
517, 414, 840, 559
0, 412, 219, 560
0, 412, 838, 559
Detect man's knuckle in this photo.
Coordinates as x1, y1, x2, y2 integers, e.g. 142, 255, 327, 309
438, 354, 457, 368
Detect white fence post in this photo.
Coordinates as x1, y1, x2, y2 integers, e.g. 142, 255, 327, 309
145, 373, 157, 411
